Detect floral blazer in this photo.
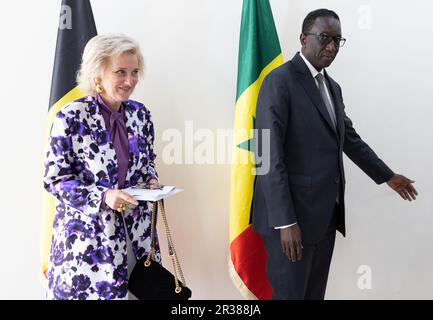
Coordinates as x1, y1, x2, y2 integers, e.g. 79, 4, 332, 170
43, 96, 160, 300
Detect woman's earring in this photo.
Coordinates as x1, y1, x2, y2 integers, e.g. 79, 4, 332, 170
95, 80, 103, 94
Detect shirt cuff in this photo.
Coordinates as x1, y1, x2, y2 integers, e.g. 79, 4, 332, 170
274, 222, 297, 229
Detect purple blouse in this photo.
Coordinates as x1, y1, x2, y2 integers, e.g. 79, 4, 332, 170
97, 95, 129, 208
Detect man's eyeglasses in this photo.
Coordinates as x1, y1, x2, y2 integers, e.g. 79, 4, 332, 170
304, 32, 346, 47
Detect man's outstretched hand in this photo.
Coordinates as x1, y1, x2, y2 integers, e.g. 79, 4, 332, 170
387, 174, 418, 201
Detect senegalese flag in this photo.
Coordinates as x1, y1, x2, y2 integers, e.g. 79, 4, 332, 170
229, 0, 284, 300
41, 0, 97, 275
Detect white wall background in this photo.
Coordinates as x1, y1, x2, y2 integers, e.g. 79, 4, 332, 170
0, 0, 431, 299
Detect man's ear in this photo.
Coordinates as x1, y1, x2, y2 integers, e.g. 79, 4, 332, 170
300, 33, 307, 48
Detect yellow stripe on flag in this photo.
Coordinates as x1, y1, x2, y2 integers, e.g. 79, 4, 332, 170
230, 54, 284, 242
45, 86, 85, 138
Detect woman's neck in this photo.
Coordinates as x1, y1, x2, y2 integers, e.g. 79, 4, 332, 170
99, 94, 121, 112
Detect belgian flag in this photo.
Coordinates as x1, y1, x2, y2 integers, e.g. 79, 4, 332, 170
41, 0, 97, 275
229, 0, 284, 299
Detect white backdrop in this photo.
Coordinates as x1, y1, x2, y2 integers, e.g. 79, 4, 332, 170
0, 0, 431, 299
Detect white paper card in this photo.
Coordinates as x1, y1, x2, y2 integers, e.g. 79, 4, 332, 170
123, 186, 183, 201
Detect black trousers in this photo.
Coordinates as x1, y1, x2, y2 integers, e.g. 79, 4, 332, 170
262, 211, 337, 300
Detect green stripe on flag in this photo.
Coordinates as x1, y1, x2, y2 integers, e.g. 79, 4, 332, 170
236, 0, 282, 100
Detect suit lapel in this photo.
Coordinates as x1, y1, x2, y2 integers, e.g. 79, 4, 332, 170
291, 53, 339, 140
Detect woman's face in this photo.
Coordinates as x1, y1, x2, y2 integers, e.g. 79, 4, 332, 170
99, 52, 139, 109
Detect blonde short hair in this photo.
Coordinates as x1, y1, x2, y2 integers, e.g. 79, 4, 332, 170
76, 34, 145, 96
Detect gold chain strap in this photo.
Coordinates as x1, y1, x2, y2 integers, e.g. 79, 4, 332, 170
158, 200, 187, 292
145, 200, 187, 293
144, 202, 157, 267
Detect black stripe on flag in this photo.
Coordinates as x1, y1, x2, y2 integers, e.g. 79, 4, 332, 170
48, 0, 97, 109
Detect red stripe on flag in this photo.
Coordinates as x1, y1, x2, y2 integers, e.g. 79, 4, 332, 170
230, 225, 272, 300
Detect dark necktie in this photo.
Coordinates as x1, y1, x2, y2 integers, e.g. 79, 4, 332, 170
315, 73, 337, 129
316, 74, 340, 203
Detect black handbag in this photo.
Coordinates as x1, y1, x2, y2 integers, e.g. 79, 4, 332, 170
128, 200, 192, 300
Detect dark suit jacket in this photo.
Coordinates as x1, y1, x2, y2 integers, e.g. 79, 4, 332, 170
252, 53, 394, 243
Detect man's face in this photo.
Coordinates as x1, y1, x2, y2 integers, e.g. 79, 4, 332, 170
300, 17, 342, 71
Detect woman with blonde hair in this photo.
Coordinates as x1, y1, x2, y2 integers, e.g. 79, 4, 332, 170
43, 34, 161, 300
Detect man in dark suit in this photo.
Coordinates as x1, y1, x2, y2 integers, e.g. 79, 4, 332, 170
251, 8, 418, 300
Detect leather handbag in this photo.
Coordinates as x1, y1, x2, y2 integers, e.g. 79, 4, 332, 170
128, 200, 192, 300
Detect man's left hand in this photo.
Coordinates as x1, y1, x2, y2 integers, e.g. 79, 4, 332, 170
387, 174, 418, 201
